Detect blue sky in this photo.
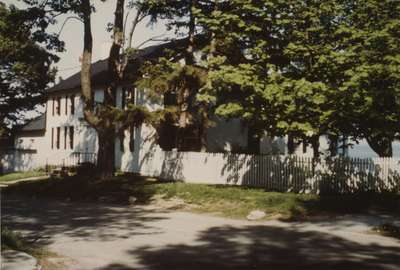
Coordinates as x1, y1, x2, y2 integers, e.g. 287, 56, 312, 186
5, 0, 170, 79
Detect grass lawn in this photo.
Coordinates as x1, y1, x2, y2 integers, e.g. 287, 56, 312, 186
0, 171, 47, 183
3, 173, 400, 220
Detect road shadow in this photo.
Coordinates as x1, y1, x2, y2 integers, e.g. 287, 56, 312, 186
1, 195, 169, 247
97, 225, 400, 270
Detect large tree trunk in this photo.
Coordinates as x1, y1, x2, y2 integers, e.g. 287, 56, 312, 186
97, 0, 125, 178
81, 0, 94, 120
366, 134, 393, 157
80, 0, 125, 179
97, 129, 115, 179
177, 0, 196, 151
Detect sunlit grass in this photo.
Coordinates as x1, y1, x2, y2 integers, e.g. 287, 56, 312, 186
0, 171, 47, 183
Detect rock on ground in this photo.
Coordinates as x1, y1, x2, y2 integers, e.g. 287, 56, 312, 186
247, 210, 266, 220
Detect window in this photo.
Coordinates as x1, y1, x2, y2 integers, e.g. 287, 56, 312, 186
122, 87, 135, 109
129, 126, 134, 152
164, 91, 177, 106
51, 128, 54, 149
56, 127, 60, 149
64, 126, 68, 149
65, 96, 68, 115
121, 87, 126, 109
69, 126, 74, 149
70, 95, 75, 115
129, 88, 135, 105
56, 97, 61, 115
52, 98, 55, 116
119, 133, 124, 152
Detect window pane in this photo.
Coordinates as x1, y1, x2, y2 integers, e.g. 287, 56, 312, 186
70, 95, 75, 115
64, 126, 68, 149
69, 126, 74, 149
65, 96, 68, 115
56, 127, 60, 149
51, 128, 54, 149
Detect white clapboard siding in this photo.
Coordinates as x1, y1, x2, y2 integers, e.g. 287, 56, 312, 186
133, 150, 400, 193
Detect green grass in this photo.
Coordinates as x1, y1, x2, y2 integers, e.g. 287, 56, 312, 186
153, 182, 319, 219
0, 171, 47, 183
4, 174, 400, 220
152, 182, 400, 219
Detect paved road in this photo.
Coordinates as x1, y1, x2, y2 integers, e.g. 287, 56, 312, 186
1, 195, 400, 270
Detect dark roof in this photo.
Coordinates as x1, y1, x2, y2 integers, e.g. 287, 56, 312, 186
19, 114, 46, 132
47, 39, 191, 94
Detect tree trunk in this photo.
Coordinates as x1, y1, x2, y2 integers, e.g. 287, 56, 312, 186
366, 135, 393, 157
97, 129, 115, 178
80, 0, 95, 123
127, 9, 142, 49
80, 0, 125, 179
176, 0, 197, 151
198, 110, 208, 152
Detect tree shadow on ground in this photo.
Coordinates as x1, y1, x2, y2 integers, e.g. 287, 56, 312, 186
2, 174, 159, 204
96, 225, 400, 270
291, 192, 400, 219
1, 195, 169, 248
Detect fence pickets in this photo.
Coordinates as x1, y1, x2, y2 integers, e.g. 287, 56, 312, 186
135, 150, 400, 194
2, 148, 399, 194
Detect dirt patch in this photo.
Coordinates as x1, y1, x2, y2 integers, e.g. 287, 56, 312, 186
149, 194, 199, 210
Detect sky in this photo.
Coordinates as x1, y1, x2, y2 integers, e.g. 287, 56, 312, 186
3, 0, 170, 120
4, 0, 170, 79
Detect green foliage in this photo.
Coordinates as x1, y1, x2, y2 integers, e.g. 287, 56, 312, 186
0, 2, 62, 133
198, 0, 400, 156
337, 0, 400, 156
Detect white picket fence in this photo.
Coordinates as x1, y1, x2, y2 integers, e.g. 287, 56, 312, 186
135, 150, 400, 193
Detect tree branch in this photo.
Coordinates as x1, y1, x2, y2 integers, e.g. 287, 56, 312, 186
136, 33, 170, 48
57, 16, 83, 37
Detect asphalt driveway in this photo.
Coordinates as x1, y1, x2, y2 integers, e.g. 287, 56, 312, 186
1, 195, 399, 270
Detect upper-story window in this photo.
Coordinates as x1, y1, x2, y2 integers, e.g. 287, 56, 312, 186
52, 98, 55, 116
56, 97, 61, 115
65, 96, 68, 115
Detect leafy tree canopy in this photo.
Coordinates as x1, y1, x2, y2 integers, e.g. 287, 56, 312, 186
0, 1, 63, 136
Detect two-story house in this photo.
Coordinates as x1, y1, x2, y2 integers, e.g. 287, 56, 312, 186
6, 40, 400, 173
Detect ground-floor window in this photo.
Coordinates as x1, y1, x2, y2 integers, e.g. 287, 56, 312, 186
69, 126, 74, 149
56, 127, 60, 149
129, 126, 135, 152
64, 126, 68, 149
51, 127, 54, 149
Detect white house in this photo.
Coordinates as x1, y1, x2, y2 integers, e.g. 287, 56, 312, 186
4, 41, 400, 173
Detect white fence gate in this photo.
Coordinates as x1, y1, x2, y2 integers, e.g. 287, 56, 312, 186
135, 150, 400, 193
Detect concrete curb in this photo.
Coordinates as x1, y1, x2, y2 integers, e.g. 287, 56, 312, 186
1, 250, 41, 270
